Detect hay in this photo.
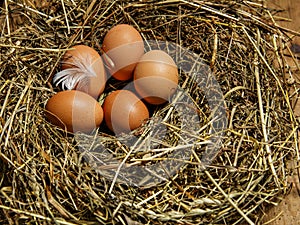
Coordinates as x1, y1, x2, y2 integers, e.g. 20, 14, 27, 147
0, 0, 298, 224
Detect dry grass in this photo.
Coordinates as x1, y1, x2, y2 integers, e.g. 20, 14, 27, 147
0, 0, 299, 224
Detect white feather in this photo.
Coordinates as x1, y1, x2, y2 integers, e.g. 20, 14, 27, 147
53, 52, 98, 92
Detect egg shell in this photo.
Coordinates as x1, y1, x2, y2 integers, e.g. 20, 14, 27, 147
102, 24, 144, 81
45, 90, 103, 133
55, 45, 106, 99
103, 90, 149, 134
134, 50, 179, 105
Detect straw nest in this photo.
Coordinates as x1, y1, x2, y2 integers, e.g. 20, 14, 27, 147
0, 0, 299, 224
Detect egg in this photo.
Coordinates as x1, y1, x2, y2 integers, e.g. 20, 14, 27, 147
134, 50, 179, 105
45, 90, 103, 133
102, 24, 144, 81
53, 45, 106, 99
102, 90, 149, 134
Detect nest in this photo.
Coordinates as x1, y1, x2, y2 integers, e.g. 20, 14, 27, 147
0, 0, 299, 224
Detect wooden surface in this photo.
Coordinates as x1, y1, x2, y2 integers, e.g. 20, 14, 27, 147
263, 173, 300, 225
268, 0, 300, 32
263, 1, 300, 225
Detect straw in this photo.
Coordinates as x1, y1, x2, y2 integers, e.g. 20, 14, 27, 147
0, 0, 298, 224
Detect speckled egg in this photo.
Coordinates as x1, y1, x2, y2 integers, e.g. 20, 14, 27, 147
134, 50, 179, 105
102, 24, 144, 81
102, 90, 149, 134
53, 45, 106, 99
45, 90, 103, 133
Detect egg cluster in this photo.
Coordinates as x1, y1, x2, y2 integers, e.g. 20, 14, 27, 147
45, 24, 179, 134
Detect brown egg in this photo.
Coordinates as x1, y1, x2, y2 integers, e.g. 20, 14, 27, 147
53, 45, 106, 99
102, 24, 144, 81
134, 50, 179, 105
45, 90, 103, 133
102, 90, 149, 134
